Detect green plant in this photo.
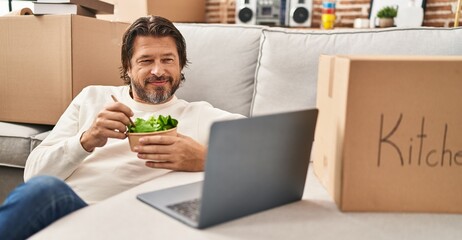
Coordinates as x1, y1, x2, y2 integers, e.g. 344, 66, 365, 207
377, 6, 398, 19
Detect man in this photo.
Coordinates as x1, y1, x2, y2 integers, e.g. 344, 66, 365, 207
0, 15, 243, 239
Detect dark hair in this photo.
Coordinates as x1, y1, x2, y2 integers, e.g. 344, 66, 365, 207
120, 15, 188, 84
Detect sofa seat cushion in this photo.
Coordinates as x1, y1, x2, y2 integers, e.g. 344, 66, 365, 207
251, 27, 462, 116
0, 122, 53, 168
175, 24, 264, 117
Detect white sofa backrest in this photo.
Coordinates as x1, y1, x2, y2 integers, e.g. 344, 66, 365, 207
251, 27, 462, 116
175, 24, 264, 117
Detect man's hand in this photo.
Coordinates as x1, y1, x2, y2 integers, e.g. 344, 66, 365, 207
133, 133, 206, 172
80, 102, 133, 152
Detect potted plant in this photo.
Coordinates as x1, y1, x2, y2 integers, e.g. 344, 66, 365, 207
376, 6, 398, 28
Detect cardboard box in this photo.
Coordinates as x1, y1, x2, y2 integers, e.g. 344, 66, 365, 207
312, 55, 462, 213
98, 0, 205, 23
0, 15, 128, 125
147, 0, 205, 22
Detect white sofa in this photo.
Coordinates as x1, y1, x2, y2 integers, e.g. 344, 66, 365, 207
5, 24, 462, 238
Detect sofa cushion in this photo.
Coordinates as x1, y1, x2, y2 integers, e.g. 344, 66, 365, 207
0, 122, 53, 168
175, 24, 264, 117
251, 27, 462, 116
30, 130, 52, 151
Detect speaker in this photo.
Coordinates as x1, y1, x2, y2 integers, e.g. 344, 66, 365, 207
288, 0, 312, 27
236, 0, 257, 25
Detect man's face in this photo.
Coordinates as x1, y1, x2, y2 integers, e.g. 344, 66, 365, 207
127, 36, 182, 104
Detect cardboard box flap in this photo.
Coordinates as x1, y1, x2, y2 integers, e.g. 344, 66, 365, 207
313, 55, 351, 206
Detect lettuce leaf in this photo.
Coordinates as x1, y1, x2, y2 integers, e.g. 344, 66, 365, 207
128, 115, 178, 133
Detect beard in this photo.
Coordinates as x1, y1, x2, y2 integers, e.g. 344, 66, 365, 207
131, 75, 181, 104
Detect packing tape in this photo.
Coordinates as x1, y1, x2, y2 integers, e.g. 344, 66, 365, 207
2, 8, 33, 16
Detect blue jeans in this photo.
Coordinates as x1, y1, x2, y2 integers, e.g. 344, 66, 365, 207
0, 175, 87, 240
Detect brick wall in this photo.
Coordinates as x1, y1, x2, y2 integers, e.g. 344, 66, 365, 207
206, 0, 236, 23
425, 0, 460, 27
206, 0, 461, 27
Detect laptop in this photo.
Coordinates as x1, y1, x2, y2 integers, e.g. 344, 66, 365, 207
136, 108, 318, 229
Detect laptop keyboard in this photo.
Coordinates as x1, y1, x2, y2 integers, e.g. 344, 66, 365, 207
167, 198, 201, 222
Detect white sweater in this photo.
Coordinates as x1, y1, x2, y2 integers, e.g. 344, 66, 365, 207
25, 85, 244, 204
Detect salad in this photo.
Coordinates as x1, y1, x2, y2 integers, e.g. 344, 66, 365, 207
128, 115, 178, 133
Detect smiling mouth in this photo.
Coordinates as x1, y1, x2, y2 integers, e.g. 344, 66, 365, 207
146, 80, 169, 87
